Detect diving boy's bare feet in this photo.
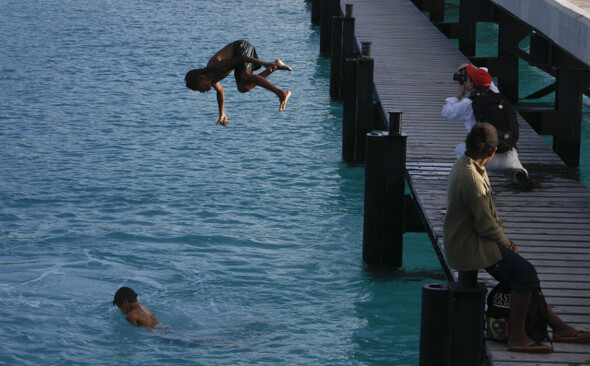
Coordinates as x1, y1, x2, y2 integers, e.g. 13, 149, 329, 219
279, 91, 292, 111
275, 59, 292, 71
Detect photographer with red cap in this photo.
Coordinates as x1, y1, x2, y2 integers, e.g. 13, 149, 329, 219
442, 63, 534, 190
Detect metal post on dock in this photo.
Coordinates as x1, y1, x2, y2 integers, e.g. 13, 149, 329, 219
362, 112, 407, 267
344, 3, 353, 18
419, 271, 486, 366
389, 110, 402, 136
360, 41, 371, 57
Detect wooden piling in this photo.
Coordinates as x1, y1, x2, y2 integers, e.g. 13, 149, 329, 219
362, 128, 407, 267
355, 53, 374, 162
497, 19, 522, 104
419, 271, 485, 366
320, 0, 331, 55
311, 0, 321, 25
554, 68, 590, 167
342, 57, 359, 161
320, 0, 341, 56
448, 272, 486, 366
458, 0, 476, 57
419, 283, 452, 366
330, 16, 344, 99
342, 7, 356, 58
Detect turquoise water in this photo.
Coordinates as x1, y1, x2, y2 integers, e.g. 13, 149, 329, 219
0, 1, 444, 365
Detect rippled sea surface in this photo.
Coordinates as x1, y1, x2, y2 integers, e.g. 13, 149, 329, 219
0, 1, 444, 365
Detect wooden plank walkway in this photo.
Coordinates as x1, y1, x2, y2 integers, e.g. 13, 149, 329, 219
342, 0, 590, 364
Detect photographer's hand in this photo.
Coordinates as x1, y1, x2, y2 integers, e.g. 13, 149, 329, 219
456, 83, 466, 99
458, 63, 470, 71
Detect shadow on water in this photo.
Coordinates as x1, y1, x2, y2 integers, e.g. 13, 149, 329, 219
362, 265, 447, 283
349, 264, 446, 364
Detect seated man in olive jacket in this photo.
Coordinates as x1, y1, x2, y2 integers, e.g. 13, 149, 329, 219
443, 123, 590, 353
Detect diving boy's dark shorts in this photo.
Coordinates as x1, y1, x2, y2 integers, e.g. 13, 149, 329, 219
485, 243, 540, 292
233, 40, 262, 84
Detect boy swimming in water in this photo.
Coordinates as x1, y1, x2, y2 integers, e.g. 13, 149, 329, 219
185, 40, 292, 126
113, 287, 159, 327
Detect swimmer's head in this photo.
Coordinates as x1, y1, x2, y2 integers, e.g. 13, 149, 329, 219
185, 68, 211, 93
113, 286, 137, 308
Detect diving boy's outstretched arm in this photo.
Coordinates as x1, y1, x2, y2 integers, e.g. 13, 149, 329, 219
212, 82, 229, 126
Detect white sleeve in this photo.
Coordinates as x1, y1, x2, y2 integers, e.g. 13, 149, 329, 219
442, 97, 473, 123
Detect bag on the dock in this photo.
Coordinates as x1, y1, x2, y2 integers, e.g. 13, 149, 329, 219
470, 91, 519, 153
485, 282, 549, 343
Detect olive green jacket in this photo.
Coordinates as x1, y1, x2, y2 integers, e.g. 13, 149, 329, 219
443, 155, 511, 271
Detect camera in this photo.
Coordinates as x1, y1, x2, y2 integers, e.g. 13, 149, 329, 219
453, 68, 467, 85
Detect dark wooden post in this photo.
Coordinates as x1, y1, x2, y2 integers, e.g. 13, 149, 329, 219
320, 0, 331, 55
448, 271, 486, 365
554, 68, 590, 167
420, 283, 452, 366
330, 0, 341, 20
342, 57, 359, 161
389, 110, 402, 136
459, 0, 477, 57
330, 16, 344, 99
311, 0, 321, 25
342, 5, 356, 59
355, 44, 375, 162
362, 112, 406, 267
332, 4, 354, 100
420, 271, 486, 366
320, 0, 341, 56
497, 21, 521, 104
422, 0, 445, 22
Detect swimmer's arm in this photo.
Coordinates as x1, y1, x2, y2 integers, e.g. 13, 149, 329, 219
212, 82, 228, 126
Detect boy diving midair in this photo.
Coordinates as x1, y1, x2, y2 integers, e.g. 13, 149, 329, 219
185, 40, 292, 126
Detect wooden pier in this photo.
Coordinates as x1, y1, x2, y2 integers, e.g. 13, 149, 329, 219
320, 0, 590, 364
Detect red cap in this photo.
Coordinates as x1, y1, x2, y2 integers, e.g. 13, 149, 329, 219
465, 65, 492, 89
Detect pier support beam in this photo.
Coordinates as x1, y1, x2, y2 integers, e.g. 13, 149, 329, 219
329, 5, 354, 100
342, 47, 375, 163
554, 68, 590, 168
342, 57, 359, 161
311, 0, 321, 25
320, 0, 341, 56
356, 50, 375, 162
342, 5, 356, 60
411, 0, 445, 22
330, 15, 344, 99
497, 20, 522, 105
458, 0, 477, 57
362, 112, 406, 267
